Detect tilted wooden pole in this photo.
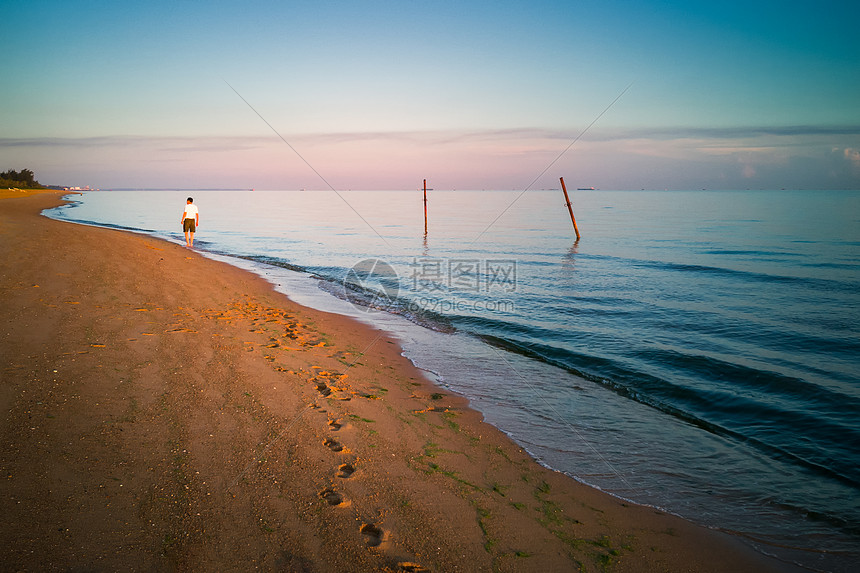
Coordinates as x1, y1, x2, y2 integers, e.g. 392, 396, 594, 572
560, 177, 581, 239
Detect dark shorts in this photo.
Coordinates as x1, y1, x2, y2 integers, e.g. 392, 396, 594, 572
183, 219, 196, 232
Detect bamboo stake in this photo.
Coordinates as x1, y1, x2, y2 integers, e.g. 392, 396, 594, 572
560, 177, 581, 239
423, 178, 428, 235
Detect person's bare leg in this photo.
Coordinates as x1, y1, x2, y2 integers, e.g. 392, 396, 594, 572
184, 230, 191, 246
188, 231, 194, 247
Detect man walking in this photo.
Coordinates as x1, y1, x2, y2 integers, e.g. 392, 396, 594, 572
181, 197, 199, 247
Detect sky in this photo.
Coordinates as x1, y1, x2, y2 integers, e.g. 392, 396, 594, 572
2, 0, 859, 190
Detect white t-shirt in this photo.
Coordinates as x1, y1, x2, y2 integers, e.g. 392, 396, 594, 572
183, 204, 198, 219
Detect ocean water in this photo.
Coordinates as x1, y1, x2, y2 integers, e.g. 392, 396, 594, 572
47, 189, 860, 571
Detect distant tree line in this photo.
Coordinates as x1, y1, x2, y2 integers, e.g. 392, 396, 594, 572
1, 168, 45, 189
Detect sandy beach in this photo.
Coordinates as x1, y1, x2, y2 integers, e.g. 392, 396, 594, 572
1, 191, 800, 572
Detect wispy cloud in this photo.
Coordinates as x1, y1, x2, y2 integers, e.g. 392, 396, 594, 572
5, 125, 859, 190
5, 124, 858, 149
0, 135, 273, 152
569, 125, 860, 142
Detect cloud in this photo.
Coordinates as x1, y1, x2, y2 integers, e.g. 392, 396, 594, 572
594, 125, 860, 141
5, 126, 860, 190
5, 124, 858, 151
0, 135, 272, 152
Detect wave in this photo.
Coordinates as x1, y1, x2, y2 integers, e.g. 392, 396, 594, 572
472, 333, 859, 488
577, 251, 860, 294
313, 274, 458, 334
236, 254, 309, 274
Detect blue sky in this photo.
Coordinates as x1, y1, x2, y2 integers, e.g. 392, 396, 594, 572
2, 0, 858, 190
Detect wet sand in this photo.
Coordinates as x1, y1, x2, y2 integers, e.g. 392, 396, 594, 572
0, 191, 800, 572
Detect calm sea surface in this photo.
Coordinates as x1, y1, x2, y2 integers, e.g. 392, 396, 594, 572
47, 189, 860, 571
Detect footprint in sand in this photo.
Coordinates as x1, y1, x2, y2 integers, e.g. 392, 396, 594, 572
337, 463, 355, 479
318, 487, 344, 506
360, 523, 384, 547
398, 563, 429, 573
323, 438, 343, 452
328, 419, 342, 431
316, 383, 332, 397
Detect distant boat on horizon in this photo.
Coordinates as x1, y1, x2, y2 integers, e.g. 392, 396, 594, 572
577, 186, 596, 190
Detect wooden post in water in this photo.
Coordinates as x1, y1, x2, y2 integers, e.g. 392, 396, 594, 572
423, 178, 428, 235
560, 177, 581, 240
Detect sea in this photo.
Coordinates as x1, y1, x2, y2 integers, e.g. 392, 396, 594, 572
46, 189, 860, 572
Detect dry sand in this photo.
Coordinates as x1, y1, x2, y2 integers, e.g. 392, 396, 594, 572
0, 192, 801, 572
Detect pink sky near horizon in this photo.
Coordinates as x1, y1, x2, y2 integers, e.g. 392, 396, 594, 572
5, 128, 859, 191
